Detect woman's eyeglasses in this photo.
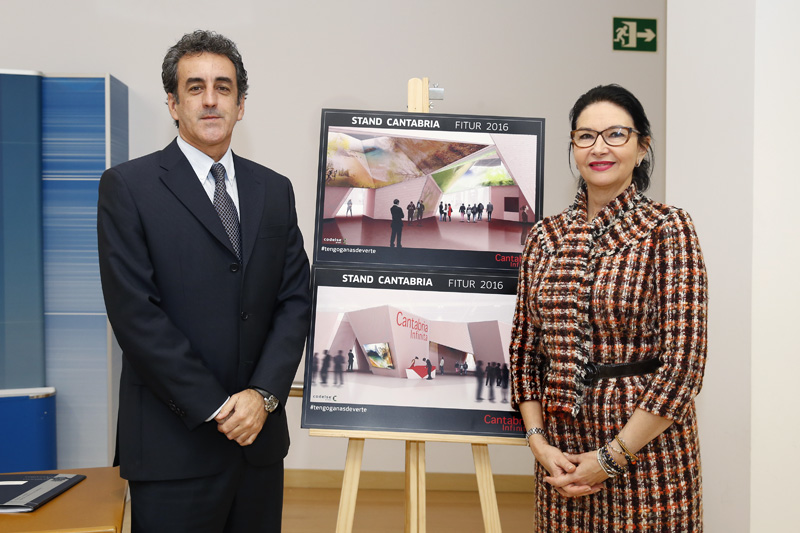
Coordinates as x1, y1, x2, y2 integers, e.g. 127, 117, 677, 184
570, 126, 641, 148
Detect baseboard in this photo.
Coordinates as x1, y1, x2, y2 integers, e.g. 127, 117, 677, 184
285, 469, 535, 493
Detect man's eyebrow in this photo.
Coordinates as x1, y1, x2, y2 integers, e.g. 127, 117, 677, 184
183, 76, 233, 85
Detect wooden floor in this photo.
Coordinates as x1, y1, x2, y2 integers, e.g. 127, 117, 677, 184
124, 487, 535, 532
285, 487, 534, 532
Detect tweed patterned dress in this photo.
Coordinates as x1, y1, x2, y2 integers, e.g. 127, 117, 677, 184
510, 184, 707, 532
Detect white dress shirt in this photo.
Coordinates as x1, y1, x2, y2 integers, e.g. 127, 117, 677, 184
175, 135, 236, 421
176, 136, 240, 214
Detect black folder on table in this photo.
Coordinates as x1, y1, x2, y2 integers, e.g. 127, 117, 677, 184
0, 473, 86, 513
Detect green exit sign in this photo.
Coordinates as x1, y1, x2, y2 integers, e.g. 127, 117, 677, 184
613, 18, 657, 52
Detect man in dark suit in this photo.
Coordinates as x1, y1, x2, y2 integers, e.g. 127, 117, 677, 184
97, 30, 310, 532
389, 198, 404, 247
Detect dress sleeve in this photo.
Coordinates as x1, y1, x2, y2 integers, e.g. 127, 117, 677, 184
510, 230, 545, 410
636, 209, 708, 423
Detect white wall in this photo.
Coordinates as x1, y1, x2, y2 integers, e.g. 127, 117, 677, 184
667, 1, 800, 531
751, 1, 800, 530
665, 1, 754, 529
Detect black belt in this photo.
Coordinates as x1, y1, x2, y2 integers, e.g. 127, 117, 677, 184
582, 358, 661, 385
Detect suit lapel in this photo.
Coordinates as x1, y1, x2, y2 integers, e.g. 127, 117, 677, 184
158, 140, 239, 259
234, 153, 265, 265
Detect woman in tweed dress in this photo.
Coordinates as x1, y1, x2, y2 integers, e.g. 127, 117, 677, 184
510, 85, 707, 532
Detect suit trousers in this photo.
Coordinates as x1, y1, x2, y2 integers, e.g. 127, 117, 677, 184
129, 453, 284, 533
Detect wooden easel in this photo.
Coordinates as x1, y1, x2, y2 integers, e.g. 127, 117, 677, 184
407, 77, 430, 113
310, 428, 526, 533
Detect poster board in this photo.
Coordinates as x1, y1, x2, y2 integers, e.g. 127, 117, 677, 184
302, 109, 544, 442
313, 109, 544, 271
301, 266, 524, 438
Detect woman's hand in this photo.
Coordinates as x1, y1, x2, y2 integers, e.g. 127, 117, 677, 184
543, 449, 609, 498
530, 439, 603, 497
519, 401, 607, 498
530, 438, 577, 478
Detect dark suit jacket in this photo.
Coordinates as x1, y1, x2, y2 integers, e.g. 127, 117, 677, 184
390, 204, 404, 227
97, 139, 311, 482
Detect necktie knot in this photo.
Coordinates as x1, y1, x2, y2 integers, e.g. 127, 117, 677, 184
211, 163, 226, 185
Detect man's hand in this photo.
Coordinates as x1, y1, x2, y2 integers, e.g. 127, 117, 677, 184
215, 389, 267, 446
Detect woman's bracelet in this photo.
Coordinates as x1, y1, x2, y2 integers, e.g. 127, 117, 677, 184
524, 427, 545, 447
597, 444, 627, 477
596, 449, 616, 477
608, 441, 628, 464
614, 435, 639, 466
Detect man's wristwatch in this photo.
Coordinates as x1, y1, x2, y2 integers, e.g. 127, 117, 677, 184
250, 387, 279, 413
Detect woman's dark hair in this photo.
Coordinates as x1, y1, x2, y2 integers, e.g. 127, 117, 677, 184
568, 84, 654, 192
162, 30, 248, 110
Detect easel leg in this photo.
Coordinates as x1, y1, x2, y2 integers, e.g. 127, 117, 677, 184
472, 443, 502, 533
404, 440, 426, 533
336, 438, 365, 533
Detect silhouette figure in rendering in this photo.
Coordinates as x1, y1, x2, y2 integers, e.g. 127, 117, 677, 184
320, 350, 331, 385
475, 361, 485, 401
311, 352, 319, 384
390, 199, 404, 248
333, 350, 345, 386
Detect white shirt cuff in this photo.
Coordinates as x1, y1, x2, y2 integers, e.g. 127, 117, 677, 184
206, 396, 230, 422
